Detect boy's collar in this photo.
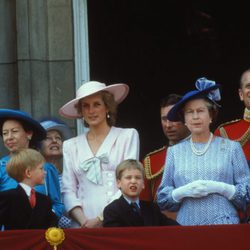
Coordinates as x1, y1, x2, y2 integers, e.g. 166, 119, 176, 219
123, 195, 140, 205
244, 107, 250, 122
19, 182, 33, 196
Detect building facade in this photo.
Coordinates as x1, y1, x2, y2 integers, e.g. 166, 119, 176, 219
0, 0, 88, 153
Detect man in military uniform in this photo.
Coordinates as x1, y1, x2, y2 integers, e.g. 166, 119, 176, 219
214, 69, 250, 222
140, 94, 190, 207
214, 69, 250, 162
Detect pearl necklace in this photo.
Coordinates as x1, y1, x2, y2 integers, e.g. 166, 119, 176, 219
190, 132, 213, 156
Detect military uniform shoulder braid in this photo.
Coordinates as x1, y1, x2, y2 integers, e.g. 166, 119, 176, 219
144, 146, 166, 157
218, 119, 250, 146
143, 146, 166, 180
217, 119, 241, 129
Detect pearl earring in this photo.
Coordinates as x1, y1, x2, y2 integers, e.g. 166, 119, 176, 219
107, 113, 110, 119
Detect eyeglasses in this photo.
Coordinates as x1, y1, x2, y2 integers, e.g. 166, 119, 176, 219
45, 136, 62, 143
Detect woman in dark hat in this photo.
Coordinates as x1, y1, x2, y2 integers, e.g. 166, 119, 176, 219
157, 77, 250, 225
0, 109, 64, 219
59, 81, 140, 228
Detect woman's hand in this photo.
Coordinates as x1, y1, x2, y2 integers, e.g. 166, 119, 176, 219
202, 180, 236, 200
84, 217, 103, 228
172, 180, 236, 202
172, 180, 209, 202
69, 206, 88, 227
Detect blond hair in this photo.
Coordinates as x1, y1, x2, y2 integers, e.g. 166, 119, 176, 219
116, 159, 144, 180
7, 148, 45, 182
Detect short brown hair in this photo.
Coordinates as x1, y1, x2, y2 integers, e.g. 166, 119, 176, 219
160, 94, 182, 108
116, 159, 144, 180
6, 148, 45, 182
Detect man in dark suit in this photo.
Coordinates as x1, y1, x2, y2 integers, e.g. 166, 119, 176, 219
103, 159, 179, 227
0, 148, 58, 230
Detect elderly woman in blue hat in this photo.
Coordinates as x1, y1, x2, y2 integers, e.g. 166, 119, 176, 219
0, 109, 64, 219
157, 78, 250, 225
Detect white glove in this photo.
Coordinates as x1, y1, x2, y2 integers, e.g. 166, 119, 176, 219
172, 180, 209, 202
202, 180, 236, 200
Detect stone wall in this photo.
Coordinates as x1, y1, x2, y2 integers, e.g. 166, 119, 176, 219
0, 0, 76, 156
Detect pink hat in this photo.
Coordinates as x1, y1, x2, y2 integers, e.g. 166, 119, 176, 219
59, 81, 129, 118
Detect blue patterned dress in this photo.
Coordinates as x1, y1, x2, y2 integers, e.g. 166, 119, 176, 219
157, 136, 250, 225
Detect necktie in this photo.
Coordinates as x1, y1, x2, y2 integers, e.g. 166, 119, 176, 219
29, 188, 36, 208
130, 202, 141, 215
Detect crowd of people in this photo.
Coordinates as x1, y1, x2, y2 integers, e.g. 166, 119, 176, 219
0, 71, 250, 229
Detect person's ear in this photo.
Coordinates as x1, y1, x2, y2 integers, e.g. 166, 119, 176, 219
25, 168, 32, 178
27, 131, 33, 141
239, 88, 244, 101
117, 179, 121, 189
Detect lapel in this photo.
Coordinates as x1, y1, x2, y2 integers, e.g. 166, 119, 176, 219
77, 127, 121, 160
140, 201, 154, 226
16, 185, 33, 211
76, 127, 122, 174
16, 185, 36, 229
96, 127, 121, 156
119, 196, 144, 226
77, 134, 93, 159
74, 134, 94, 174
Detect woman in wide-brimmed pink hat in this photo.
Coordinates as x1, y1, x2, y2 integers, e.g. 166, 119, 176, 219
59, 81, 140, 228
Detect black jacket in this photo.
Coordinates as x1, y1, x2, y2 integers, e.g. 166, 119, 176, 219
103, 195, 179, 227
0, 185, 58, 229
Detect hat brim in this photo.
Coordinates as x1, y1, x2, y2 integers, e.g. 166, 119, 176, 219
59, 83, 129, 118
167, 84, 221, 122
41, 121, 72, 140
0, 109, 46, 141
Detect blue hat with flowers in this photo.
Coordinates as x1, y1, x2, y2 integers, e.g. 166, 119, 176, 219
167, 77, 221, 122
0, 109, 46, 141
